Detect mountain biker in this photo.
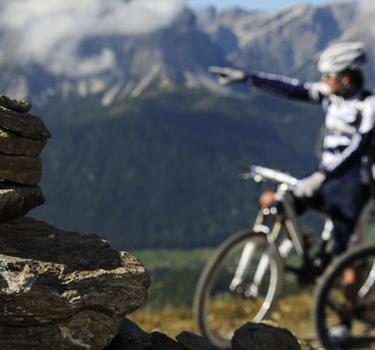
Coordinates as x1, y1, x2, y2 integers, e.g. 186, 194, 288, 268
210, 42, 375, 344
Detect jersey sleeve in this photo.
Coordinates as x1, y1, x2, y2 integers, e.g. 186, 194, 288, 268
248, 71, 329, 103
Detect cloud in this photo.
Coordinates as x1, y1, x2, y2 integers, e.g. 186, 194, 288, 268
0, 0, 183, 77
356, 0, 375, 56
358, 0, 375, 33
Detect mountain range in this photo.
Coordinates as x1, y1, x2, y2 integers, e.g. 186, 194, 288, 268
1, 1, 374, 108
1, 1, 374, 249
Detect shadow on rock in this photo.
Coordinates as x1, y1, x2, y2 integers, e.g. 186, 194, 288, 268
0, 217, 122, 270
0, 217, 150, 350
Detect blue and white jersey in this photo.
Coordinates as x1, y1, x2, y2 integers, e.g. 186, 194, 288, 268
248, 71, 375, 179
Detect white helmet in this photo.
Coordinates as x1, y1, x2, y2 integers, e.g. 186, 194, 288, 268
318, 42, 367, 74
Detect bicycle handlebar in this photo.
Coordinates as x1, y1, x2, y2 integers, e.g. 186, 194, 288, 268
240, 165, 298, 187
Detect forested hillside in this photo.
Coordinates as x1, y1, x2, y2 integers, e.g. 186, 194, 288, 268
32, 88, 322, 249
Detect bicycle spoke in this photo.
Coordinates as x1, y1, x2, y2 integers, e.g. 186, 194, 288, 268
194, 231, 283, 349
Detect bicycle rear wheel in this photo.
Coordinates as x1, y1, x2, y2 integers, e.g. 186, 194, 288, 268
314, 245, 375, 350
193, 230, 284, 349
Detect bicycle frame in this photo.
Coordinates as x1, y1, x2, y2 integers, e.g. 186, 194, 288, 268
231, 164, 374, 298
253, 186, 305, 255
230, 165, 331, 296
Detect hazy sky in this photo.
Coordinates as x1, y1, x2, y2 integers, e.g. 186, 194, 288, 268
186, 0, 359, 11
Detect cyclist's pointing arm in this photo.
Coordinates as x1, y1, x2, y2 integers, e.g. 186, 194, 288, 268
209, 66, 329, 103
248, 71, 330, 104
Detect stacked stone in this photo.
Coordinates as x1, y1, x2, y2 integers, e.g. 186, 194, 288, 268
0, 95, 50, 221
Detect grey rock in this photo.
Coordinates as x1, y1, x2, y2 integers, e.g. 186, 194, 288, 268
151, 332, 183, 350
0, 217, 150, 350
105, 318, 152, 350
176, 331, 221, 350
0, 154, 42, 185
232, 323, 301, 350
0, 107, 51, 140
0, 127, 47, 157
0, 185, 45, 222
0, 95, 31, 113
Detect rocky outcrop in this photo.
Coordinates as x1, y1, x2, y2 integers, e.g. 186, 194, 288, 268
0, 217, 150, 350
0, 97, 50, 221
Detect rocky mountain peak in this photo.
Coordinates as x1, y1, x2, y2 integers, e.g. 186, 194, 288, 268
0, 1, 373, 107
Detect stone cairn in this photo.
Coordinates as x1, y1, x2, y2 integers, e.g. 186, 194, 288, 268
0, 96, 150, 350
0, 95, 50, 220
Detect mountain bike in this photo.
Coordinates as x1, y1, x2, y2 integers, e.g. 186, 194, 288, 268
314, 244, 375, 350
193, 165, 375, 349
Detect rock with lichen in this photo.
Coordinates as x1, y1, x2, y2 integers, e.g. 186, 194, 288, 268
0, 217, 150, 350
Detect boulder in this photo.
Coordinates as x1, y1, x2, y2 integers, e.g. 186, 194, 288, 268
0, 185, 45, 221
0, 217, 150, 350
105, 318, 152, 350
176, 331, 222, 350
151, 332, 183, 350
231, 323, 301, 350
0, 154, 42, 185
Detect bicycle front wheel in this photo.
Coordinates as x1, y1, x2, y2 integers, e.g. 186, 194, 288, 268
314, 245, 375, 350
193, 230, 284, 349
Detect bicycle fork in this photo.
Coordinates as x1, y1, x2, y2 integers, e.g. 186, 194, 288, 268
229, 222, 285, 298
229, 242, 275, 296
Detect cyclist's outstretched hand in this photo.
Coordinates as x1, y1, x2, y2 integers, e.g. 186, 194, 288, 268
209, 66, 247, 85
294, 172, 326, 198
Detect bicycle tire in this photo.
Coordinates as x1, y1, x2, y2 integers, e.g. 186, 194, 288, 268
193, 230, 284, 349
314, 245, 375, 350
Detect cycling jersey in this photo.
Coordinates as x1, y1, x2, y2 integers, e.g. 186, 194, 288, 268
247, 72, 375, 180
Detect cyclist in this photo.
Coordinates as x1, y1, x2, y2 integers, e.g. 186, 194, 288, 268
211, 42, 375, 343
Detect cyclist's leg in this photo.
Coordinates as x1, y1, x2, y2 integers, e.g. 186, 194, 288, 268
321, 177, 371, 337
320, 175, 370, 255
259, 190, 276, 208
